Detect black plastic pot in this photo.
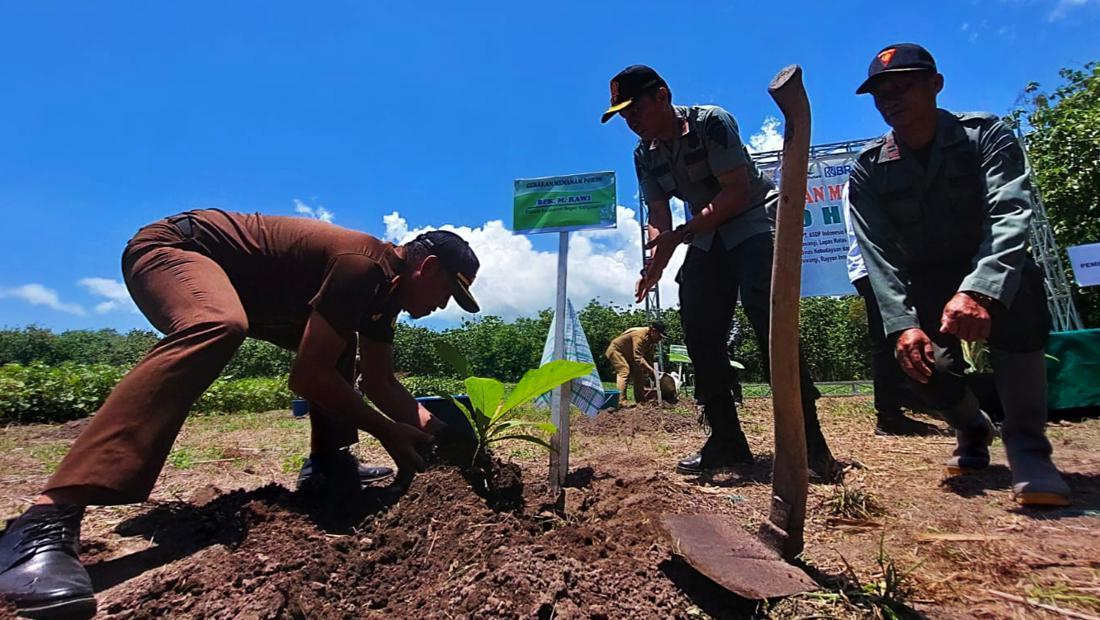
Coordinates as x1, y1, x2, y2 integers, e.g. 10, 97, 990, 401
415, 395, 476, 440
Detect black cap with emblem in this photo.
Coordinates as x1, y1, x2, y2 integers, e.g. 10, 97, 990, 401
600, 65, 668, 123
856, 43, 937, 95
413, 230, 481, 313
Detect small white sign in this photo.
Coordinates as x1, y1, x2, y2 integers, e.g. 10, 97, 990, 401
1067, 242, 1100, 287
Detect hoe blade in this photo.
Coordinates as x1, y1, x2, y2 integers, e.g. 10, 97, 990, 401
661, 514, 817, 600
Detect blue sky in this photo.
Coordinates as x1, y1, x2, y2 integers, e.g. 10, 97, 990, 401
1, 0, 1097, 333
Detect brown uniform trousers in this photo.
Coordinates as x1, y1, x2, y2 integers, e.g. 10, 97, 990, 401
605, 327, 655, 404
44, 219, 358, 505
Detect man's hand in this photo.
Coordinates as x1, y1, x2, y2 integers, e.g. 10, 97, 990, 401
895, 327, 935, 384
635, 230, 680, 302
939, 292, 993, 342
378, 422, 434, 488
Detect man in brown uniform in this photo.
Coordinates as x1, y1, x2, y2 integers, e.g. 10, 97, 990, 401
0, 209, 481, 619
605, 322, 666, 406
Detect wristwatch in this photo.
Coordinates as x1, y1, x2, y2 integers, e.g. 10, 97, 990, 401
674, 224, 695, 245
964, 291, 995, 308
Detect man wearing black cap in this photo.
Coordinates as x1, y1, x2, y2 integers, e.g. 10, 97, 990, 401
0, 209, 481, 618
601, 65, 839, 479
847, 44, 1071, 507
605, 321, 666, 407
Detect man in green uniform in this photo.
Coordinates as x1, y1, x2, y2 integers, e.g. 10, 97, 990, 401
605, 321, 665, 406
601, 65, 838, 479
0, 209, 482, 618
847, 44, 1071, 507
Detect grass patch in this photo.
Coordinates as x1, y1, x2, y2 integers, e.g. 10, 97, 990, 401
1027, 582, 1100, 611
281, 453, 307, 474
822, 484, 887, 520
29, 442, 70, 474
830, 532, 924, 619
167, 446, 225, 470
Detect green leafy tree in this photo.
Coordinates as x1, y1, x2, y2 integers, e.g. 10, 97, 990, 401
1012, 61, 1100, 327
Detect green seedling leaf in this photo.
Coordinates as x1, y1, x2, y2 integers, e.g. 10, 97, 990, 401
488, 419, 557, 438
487, 434, 555, 452
435, 391, 481, 434
465, 376, 504, 424
434, 341, 471, 378
499, 360, 594, 418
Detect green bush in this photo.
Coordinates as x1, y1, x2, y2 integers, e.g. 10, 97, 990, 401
0, 362, 126, 424
194, 375, 293, 414
0, 362, 296, 423
399, 375, 464, 397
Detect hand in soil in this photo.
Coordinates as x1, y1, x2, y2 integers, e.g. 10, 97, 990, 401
379, 422, 434, 487
428, 423, 479, 468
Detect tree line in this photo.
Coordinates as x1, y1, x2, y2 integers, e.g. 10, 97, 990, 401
0, 295, 872, 384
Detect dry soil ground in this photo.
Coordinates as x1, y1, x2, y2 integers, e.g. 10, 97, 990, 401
1, 396, 1098, 619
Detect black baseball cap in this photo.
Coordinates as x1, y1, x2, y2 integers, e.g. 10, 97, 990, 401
856, 43, 937, 94
412, 230, 480, 313
649, 320, 668, 336
600, 65, 668, 123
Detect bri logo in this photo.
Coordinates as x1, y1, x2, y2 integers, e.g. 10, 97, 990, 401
823, 163, 853, 178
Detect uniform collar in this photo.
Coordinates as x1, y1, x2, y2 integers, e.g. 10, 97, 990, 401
647, 105, 692, 151
877, 109, 965, 164
376, 243, 406, 311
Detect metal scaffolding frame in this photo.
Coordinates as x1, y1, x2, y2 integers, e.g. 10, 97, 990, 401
1016, 134, 1084, 331
637, 134, 1082, 340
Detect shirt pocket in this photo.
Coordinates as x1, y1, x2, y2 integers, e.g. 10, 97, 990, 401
882, 193, 923, 226
684, 149, 713, 183
651, 162, 677, 194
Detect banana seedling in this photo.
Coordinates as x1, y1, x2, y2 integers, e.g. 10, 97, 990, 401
434, 342, 593, 464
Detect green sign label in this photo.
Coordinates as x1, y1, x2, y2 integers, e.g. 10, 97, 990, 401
513, 171, 617, 234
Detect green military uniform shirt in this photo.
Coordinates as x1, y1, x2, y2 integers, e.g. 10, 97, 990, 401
634, 105, 776, 251
846, 110, 1037, 336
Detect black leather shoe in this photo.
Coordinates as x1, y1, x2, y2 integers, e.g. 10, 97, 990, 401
296, 448, 394, 495
675, 431, 754, 475
0, 504, 96, 620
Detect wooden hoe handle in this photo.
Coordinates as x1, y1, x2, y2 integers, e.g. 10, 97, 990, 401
765, 65, 811, 560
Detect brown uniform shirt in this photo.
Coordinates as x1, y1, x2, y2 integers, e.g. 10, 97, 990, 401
163, 209, 404, 345
606, 327, 656, 365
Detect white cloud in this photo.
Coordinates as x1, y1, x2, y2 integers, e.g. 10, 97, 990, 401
747, 116, 783, 153
293, 199, 334, 223
0, 284, 86, 315
1049, 0, 1098, 19
382, 206, 688, 323
383, 211, 410, 241
961, 21, 980, 43
78, 277, 138, 314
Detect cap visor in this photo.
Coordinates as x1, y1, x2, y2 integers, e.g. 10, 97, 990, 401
856, 67, 934, 94
452, 282, 480, 313
600, 98, 634, 123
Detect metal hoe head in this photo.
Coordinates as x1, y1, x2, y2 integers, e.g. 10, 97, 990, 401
661, 513, 817, 600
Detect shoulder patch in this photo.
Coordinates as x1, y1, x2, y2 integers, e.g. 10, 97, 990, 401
705, 112, 730, 148
855, 135, 887, 163
953, 111, 1001, 129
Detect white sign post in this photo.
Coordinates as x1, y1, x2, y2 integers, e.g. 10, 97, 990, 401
549, 232, 572, 492
513, 171, 616, 493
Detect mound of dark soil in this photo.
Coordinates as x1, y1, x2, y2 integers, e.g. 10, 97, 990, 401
92, 455, 751, 618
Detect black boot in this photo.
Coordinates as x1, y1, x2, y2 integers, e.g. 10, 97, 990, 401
875, 411, 945, 437
993, 350, 1071, 507
297, 447, 394, 496
805, 413, 841, 482
940, 391, 996, 475
0, 504, 95, 620
676, 402, 753, 475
